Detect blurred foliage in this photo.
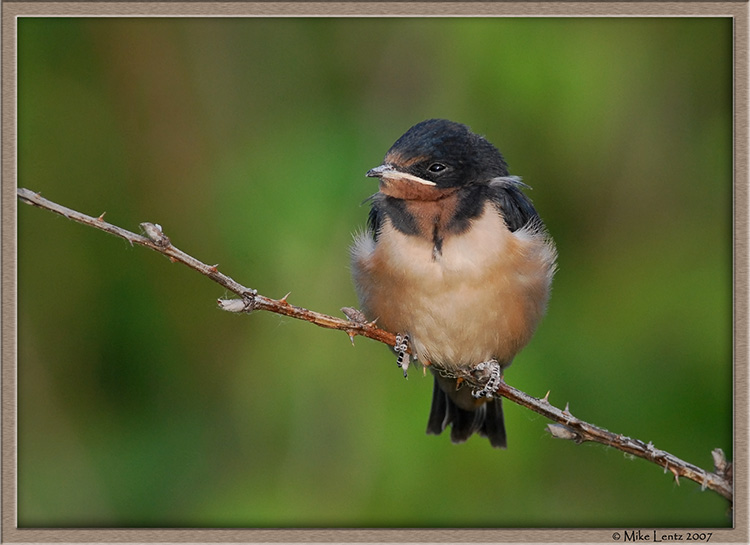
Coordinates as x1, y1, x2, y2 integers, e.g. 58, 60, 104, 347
17, 17, 732, 527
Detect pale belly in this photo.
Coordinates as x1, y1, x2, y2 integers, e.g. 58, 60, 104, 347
351, 208, 554, 370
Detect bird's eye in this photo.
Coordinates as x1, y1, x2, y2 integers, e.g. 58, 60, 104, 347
427, 163, 447, 173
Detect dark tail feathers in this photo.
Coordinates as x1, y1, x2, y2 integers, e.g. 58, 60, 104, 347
426, 376, 507, 449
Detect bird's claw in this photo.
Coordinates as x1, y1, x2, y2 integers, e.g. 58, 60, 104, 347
395, 333, 410, 378
471, 358, 502, 399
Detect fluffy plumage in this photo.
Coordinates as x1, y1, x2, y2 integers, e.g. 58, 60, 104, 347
351, 119, 557, 448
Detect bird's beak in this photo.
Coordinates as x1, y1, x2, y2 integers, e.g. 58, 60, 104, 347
365, 164, 436, 186
366, 164, 392, 178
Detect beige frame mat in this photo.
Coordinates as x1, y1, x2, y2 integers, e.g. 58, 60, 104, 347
2, 2, 747, 543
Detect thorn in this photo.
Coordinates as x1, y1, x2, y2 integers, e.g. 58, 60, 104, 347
422, 365, 427, 377
542, 390, 551, 403
97, 212, 106, 221
169, 256, 178, 263
279, 292, 292, 305
669, 465, 680, 485
208, 264, 219, 273
563, 402, 571, 414
455, 377, 464, 389
346, 331, 356, 346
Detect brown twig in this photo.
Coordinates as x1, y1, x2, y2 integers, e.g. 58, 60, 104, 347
16, 188, 396, 347
16, 187, 733, 504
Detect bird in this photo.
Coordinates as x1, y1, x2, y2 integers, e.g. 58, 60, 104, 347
350, 118, 557, 448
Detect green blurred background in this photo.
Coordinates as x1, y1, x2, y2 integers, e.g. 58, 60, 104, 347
17, 17, 732, 527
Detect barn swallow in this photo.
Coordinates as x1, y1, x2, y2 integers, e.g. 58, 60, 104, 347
350, 119, 557, 448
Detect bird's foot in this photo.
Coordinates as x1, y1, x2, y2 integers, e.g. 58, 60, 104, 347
395, 333, 410, 378
471, 359, 502, 399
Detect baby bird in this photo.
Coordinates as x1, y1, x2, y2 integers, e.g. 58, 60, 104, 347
351, 119, 556, 448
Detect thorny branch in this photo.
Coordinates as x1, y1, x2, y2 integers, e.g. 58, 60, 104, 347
17, 187, 733, 504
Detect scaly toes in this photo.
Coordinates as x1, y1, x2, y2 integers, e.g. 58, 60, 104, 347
471, 358, 502, 399
395, 333, 411, 378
